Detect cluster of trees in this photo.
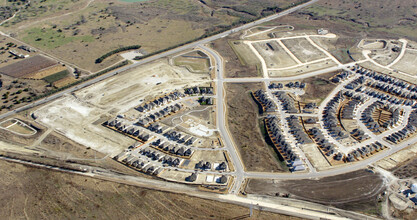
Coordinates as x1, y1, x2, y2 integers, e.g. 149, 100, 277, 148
95, 45, 141, 63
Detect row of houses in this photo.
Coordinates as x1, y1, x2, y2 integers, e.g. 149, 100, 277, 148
322, 91, 350, 140
264, 115, 305, 171
341, 92, 367, 119
368, 81, 417, 101
253, 90, 277, 113
347, 142, 384, 162
303, 102, 317, 113
350, 128, 370, 141
331, 71, 354, 83
199, 96, 213, 105
139, 148, 182, 167
345, 76, 366, 90
285, 81, 306, 89
137, 103, 182, 126
354, 66, 417, 107
163, 130, 198, 145
186, 173, 228, 184
308, 127, 338, 158
385, 110, 417, 144
286, 115, 313, 145
137, 91, 184, 113
184, 87, 213, 95
361, 101, 384, 133
104, 119, 154, 142
357, 86, 415, 106
147, 123, 171, 134
120, 153, 161, 175
151, 138, 194, 158
355, 66, 417, 93
274, 91, 298, 113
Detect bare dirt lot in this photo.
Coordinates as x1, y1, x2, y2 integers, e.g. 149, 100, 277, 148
252, 40, 298, 68
33, 59, 210, 156
281, 38, 328, 63
246, 170, 385, 216
0, 55, 57, 78
0, 159, 299, 219
391, 49, 417, 76
392, 156, 417, 179
225, 82, 285, 172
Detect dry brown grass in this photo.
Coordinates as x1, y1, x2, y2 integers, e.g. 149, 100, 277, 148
53, 76, 77, 88
24, 64, 67, 79
225, 82, 286, 172
0, 159, 300, 219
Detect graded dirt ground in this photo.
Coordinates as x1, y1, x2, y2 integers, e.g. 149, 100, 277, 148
0, 159, 300, 220
281, 38, 328, 63
225, 82, 285, 172
210, 37, 260, 78
253, 41, 298, 68
391, 156, 417, 179
246, 170, 385, 216
260, 0, 417, 67
33, 59, 210, 156
391, 49, 417, 76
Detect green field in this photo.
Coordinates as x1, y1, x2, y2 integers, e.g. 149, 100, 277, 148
22, 28, 94, 49
42, 70, 69, 84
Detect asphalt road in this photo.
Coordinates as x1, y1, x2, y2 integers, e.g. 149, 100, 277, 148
199, 45, 246, 194
0, 0, 319, 120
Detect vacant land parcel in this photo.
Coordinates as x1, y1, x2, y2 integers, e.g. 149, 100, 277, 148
246, 170, 385, 214
281, 38, 328, 63
0, 0, 305, 71
226, 83, 285, 172
252, 41, 298, 68
0, 160, 298, 219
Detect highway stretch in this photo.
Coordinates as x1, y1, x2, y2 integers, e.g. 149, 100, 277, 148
0, 0, 319, 120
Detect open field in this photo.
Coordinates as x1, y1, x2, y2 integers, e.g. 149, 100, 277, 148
292, 0, 417, 42
299, 71, 337, 104
0, 0, 304, 72
0, 159, 299, 219
211, 37, 260, 78
246, 170, 385, 216
225, 82, 286, 172
173, 51, 210, 73
229, 40, 260, 66
281, 38, 328, 63
33, 59, 210, 156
